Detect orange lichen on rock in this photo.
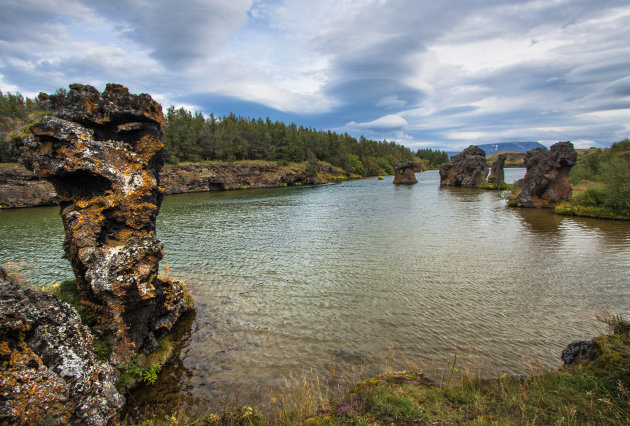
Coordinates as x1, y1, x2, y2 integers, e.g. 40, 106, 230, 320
11, 84, 193, 365
0, 267, 122, 425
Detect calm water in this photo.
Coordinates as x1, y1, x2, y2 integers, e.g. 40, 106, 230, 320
2, 169, 630, 413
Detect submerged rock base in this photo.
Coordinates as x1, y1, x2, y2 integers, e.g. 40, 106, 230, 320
11, 84, 192, 364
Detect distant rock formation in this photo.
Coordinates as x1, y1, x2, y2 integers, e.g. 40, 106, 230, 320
160, 160, 345, 194
487, 154, 506, 188
0, 165, 58, 208
439, 145, 487, 187
11, 84, 193, 364
0, 267, 123, 425
516, 141, 577, 208
393, 162, 419, 184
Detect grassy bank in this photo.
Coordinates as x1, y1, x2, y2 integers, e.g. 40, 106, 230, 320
486, 151, 526, 168
555, 139, 630, 220
122, 316, 630, 425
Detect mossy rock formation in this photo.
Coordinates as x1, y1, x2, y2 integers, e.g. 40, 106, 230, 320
393, 161, 420, 184
487, 153, 506, 188
439, 145, 488, 188
515, 141, 577, 208
11, 84, 193, 365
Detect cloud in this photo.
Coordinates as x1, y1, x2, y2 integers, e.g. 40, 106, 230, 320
347, 115, 408, 131
81, 0, 253, 66
1, 0, 630, 149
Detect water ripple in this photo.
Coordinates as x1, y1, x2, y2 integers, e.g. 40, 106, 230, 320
2, 170, 630, 412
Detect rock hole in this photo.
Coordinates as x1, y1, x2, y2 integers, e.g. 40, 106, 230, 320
51, 170, 112, 199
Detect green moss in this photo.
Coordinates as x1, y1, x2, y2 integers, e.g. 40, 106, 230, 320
478, 181, 506, 190
43, 280, 86, 320
118, 335, 175, 392
555, 204, 629, 220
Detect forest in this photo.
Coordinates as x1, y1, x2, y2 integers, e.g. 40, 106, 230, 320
0, 90, 448, 176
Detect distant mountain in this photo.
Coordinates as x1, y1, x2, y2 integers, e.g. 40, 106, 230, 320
447, 141, 546, 158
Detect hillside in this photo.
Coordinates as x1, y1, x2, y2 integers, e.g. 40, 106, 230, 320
486, 151, 526, 167
448, 141, 546, 158
478, 141, 545, 155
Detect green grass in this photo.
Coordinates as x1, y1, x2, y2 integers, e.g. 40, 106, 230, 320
555, 203, 629, 220
562, 139, 630, 220
43, 280, 87, 320
478, 181, 507, 190
122, 317, 630, 425
303, 316, 630, 425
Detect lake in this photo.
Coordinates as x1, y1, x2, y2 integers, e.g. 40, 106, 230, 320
1, 169, 629, 414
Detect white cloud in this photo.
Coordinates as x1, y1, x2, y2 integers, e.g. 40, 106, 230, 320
1, 0, 630, 148
347, 115, 408, 131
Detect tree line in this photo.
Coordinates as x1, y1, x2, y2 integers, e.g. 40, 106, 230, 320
162, 106, 422, 176
0, 91, 43, 162
0, 91, 448, 176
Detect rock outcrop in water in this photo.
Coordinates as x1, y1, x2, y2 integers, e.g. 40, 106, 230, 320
515, 142, 577, 208
393, 162, 419, 184
439, 145, 487, 188
487, 154, 506, 188
0, 267, 123, 425
10, 84, 192, 364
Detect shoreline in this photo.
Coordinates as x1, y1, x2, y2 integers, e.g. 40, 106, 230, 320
120, 317, 630, 424
0, 160, 355, 209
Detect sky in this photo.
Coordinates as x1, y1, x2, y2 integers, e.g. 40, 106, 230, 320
1, 0, 630, 151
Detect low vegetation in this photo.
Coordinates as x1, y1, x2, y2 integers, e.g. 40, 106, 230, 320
0, 91, 52, 162
556, 139, 630, 219
120, 315, 630, 425
486, 151, 526, 168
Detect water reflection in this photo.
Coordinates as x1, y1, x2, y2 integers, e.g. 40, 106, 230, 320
514, 207, 564, 234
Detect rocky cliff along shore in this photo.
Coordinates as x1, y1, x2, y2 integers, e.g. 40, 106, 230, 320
0, 160, 347, 209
